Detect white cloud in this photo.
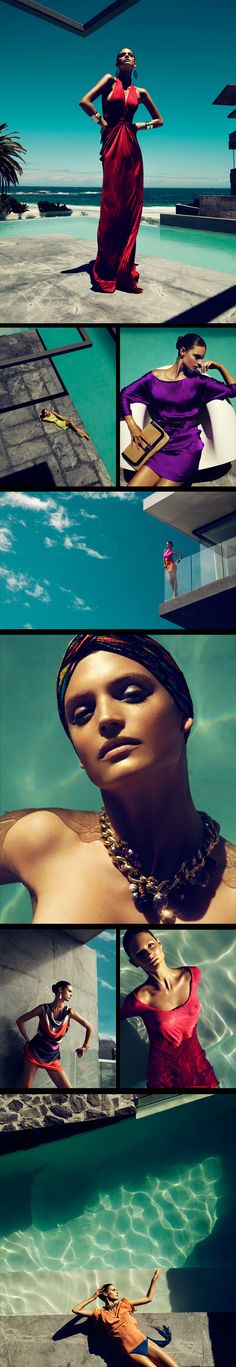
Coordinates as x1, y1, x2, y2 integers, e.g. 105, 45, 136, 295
49, 507, 70, 532
76, 539, 108, 560
100, 980, 115, 991
0, 527, 13, 552
64, 536, 73, 549
0, 565, 50, 603
0, 493, 55, 513
44, 537, 55, 548
80, 510, 98, 520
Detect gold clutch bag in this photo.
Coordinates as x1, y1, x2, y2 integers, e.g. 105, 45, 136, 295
122, 419, 169, 469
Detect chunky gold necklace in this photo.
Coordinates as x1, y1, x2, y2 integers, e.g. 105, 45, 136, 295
99, 808, 220, 924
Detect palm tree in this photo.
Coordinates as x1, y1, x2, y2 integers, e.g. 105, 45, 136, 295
0, 124, 27, 198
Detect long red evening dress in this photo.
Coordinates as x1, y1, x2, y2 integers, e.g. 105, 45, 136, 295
93, 78, 144, 292
121, 966, 219, 1089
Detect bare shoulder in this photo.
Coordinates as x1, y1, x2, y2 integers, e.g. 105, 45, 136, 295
221, 839, 236, 888
0, 808, 100, 881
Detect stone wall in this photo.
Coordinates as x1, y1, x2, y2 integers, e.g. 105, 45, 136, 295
0, 1091, 135, 1132
0, 330, 111, 487
0, 927, 100, 1089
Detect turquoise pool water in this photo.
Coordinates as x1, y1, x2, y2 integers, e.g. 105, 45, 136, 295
120, 930, 236, 1090
0, 1095, 235, 1313
0, 214, 235, 273
0, 633, 235, 923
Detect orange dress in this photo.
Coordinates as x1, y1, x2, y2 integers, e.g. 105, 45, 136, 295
92, 1298, 145, 1354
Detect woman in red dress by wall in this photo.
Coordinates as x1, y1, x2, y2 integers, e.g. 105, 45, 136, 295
80, 47, 163, 293
121, 930, 219, 1089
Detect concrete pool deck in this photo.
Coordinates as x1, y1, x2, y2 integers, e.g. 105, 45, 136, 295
0, 238, 235, 324
0, 1313, 217, 1366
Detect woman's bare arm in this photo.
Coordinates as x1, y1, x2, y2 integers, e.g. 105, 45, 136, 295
71, 1010, 93, 1051
72, 1287, 103, 1314
132, 1269, 161, 1307
16, 1005, 44, 1042
136, 89, 163, 130
79, 73, 113, 124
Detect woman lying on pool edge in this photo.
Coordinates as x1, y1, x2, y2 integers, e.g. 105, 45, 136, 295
71, 1270, 180, 1365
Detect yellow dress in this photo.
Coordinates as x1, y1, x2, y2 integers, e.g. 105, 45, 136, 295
44, 413, 68, 430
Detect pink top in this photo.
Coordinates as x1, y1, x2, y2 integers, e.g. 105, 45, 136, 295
163, 549, 174, 566
121, 966, 201, 1047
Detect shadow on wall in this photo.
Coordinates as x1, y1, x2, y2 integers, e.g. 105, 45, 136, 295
166, 1267, 236, 1312
208, 1313, 235, 1365
53, 1316, 127, 1366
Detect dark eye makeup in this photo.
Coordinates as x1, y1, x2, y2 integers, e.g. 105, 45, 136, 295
66, 674, 154, 727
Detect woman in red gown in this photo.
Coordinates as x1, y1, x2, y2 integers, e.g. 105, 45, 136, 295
121, 930, 219, 1089
80, 47, 163, 293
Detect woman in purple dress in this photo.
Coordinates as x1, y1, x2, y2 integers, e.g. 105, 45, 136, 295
120, 332, 236, 487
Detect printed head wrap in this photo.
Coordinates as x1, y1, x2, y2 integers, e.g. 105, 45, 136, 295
56, 632, 194, 738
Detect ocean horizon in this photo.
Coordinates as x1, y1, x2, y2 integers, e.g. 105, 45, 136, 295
13, 184, 230, 209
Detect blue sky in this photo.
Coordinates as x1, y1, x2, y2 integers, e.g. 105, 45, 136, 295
1, 0, 234, 185
0, 491, 196, 628
90, 931, 116, 1040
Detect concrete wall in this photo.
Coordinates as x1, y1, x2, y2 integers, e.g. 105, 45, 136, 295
0, 928, 100, 1089
0, 1313, 224, 1363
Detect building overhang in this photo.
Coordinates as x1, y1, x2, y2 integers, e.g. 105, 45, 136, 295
160, 575, 236, 628
143, 490, 236, 542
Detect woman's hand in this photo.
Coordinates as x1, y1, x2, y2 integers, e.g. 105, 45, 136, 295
129, 422, 150, 451
151, 1268, 162, 1281
198, 360, 216, 373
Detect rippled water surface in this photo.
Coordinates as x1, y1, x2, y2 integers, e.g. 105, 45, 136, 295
0, 1096, 235, 1313
120, 930, 236, 1089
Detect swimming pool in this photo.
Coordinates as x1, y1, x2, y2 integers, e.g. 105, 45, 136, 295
0, 632, 235, 923
0, 1094, 235, 1313
120, 930, 236, 1090
0, 215, 234, 273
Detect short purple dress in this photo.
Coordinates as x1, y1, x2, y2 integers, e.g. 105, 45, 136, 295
120, 371, 236, 480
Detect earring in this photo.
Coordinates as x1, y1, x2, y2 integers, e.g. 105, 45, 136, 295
133, 65, 138, 77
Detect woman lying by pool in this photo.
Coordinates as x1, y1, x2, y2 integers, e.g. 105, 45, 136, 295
71, 1270, 180, 1365
121, 931, 219, 1090
16, 979, 92, 1089
120, 332, 236, 488
1, 632, 235, 927
41, 409, 89, 439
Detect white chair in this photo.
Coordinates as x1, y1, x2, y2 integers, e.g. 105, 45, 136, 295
120, 398, 236, 479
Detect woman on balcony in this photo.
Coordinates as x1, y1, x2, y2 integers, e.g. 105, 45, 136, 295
16, 979, 92, 1089
121, 930, 219, 1089
71, 1270, 181, 1365
163, 542, 182, 597
120, 333, 236, 487
79, 47, 163, 293
1, 632, 235, 927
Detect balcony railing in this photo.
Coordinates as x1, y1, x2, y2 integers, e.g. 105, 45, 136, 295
164, 536, 236, 601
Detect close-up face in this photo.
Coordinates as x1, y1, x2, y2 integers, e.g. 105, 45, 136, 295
126, 933, 164, 971
180, 342, 206, 373
64, 651, 190, 790
117, 47, 135, 71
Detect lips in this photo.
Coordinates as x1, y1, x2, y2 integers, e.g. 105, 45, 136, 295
99, 738, 140, 761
